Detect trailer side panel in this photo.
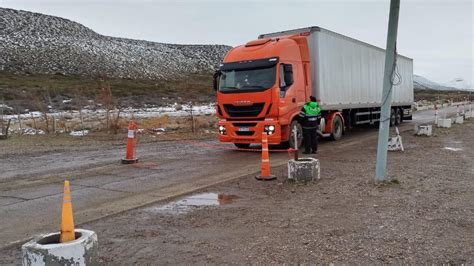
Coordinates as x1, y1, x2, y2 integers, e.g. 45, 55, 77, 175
260, 26, 414, 110
312, 29, 413, 110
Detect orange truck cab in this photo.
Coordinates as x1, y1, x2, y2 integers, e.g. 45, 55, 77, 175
213, 26, 413, 149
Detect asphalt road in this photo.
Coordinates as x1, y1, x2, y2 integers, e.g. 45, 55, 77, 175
0, 106, 463, 248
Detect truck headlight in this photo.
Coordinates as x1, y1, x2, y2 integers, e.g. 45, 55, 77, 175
264, 125, 276, 135
218, 125, 226, 135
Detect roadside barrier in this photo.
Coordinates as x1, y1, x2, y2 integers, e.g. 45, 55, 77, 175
437, 118, 452, 128
255, 133, 277, 181
22, 181, 99, 266
388, 127, 404, 151
122, 120, 139, 164
415, 124, 432, 136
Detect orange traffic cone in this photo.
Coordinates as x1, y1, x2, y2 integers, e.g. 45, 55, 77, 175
60, 180, 75, 243
255, 133, 276, 181
122, 120, 139, 164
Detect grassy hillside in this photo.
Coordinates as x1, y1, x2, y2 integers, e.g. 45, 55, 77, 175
414, 88, 472, 102
0, 71, 215, 112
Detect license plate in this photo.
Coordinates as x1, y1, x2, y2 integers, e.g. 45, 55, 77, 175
238, 127, 250, 132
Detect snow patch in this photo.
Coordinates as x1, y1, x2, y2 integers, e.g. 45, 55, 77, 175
70, 130, 89, 137
443, 147, 463, 152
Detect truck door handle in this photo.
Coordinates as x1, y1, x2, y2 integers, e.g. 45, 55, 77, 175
292, 98, 296, 103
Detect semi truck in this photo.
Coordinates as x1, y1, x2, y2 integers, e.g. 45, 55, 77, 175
213, 26, 413, 148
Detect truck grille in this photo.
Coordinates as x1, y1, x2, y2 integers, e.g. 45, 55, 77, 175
232, 122, 257, 127
223, 103, 265, 118
235, 131, 255, 136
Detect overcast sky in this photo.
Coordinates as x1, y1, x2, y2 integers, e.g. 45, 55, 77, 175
1, 0, 473, 86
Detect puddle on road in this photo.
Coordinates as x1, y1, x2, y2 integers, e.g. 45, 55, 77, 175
443, 147, 463, 152
149, 193, 238, 215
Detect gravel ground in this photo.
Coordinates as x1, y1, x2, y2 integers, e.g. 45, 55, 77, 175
1, 120, 472, 264
4, 120, 472, 264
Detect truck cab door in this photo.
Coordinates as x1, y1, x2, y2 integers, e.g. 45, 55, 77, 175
278, 63, 297, 120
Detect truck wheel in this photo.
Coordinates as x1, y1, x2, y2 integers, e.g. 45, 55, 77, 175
288, 120, 303, 149
331, 115, 343, 141
390, 108, 396, 127
234, 143, 251, 149
395, 108, 402, 125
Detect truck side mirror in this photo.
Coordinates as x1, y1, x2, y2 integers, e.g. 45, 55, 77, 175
213, 70, 221, 91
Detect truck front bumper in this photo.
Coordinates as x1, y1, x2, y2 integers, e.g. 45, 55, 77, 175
218, 120, 281, 145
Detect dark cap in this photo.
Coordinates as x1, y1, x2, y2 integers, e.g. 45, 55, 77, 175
310, 96, 317, 102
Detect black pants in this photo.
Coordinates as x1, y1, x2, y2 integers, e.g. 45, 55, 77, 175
303, 128, 318, 153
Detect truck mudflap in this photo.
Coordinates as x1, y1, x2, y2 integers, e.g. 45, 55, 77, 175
323, 111, 344, 135
218, 120, 281, 145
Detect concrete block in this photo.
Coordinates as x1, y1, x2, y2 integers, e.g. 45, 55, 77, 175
455, 116, 464, 124
415, 124, 432, 136
287, 158, 320, 182
437, 118, 452, 128
22, 229, 98, 266
464, 112, 471, 119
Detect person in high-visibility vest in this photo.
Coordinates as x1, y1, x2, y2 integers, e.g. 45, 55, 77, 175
298, 96, 321, 154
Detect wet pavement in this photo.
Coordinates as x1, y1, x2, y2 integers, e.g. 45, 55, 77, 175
148, 193, 238, 215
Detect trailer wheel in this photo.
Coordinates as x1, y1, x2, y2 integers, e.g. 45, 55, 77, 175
395, 108, 402, 125
390, 108, 396, 127
234, 143, 251, 149
288, 120, 303, 149
331, 115, 343, 141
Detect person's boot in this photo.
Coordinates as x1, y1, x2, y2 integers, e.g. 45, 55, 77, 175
303, 150, 311, 155
312, 150, 318, 154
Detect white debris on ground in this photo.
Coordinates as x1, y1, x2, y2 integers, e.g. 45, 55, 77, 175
0, 104, 14, 111
0, 104, 15, 115
442, 147, 463, 152
121, 103, 216, 118
1, 103, 216, 136
22, 128, 45, 135
69, 130, 89, 137
151, 127, 166, 132
2, 103, 216, 122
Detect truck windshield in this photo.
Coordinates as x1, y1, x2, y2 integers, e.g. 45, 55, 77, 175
219, 66, 276, 93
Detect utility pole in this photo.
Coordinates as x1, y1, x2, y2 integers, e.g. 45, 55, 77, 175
375, 0, 400, 182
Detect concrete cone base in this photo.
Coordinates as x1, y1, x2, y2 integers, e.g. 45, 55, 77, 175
255, 175, 277, 181
121, 158, 138, 164
22, 229, 98, 266
287, 158, 320, 182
